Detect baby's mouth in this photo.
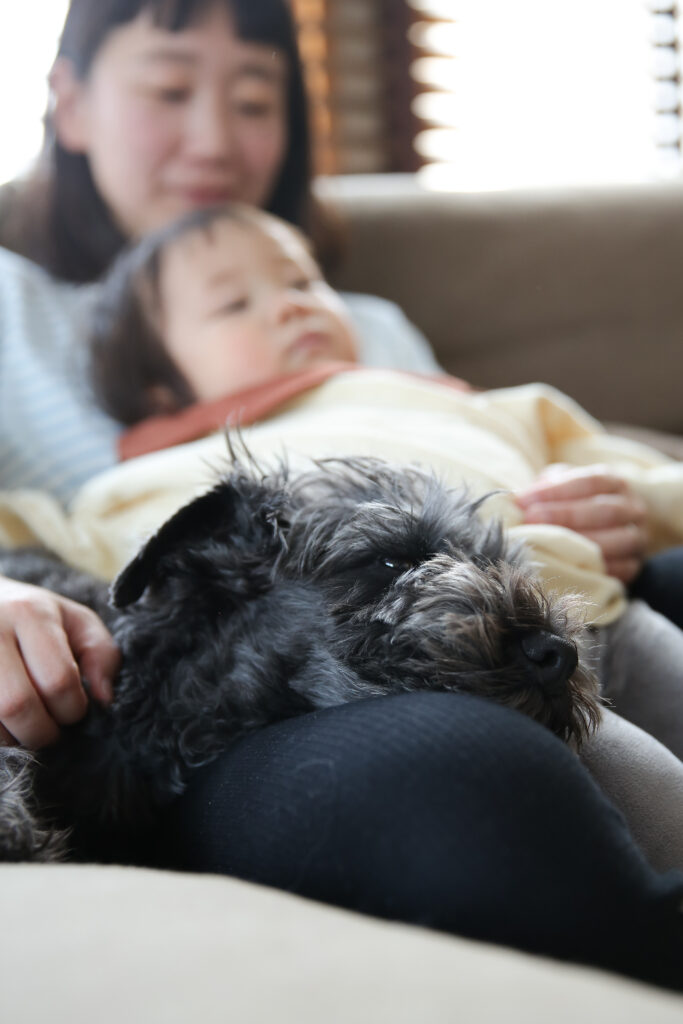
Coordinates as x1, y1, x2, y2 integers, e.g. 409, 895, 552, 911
286, 330, 332, 361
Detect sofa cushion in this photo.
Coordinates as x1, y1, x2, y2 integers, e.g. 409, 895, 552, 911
2, 864, 682, 1022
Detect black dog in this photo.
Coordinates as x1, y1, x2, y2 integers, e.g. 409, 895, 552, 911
0, 456, 600, 861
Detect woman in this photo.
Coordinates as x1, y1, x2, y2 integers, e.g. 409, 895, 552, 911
4, 0, 310, 281
0, 0, 681, 988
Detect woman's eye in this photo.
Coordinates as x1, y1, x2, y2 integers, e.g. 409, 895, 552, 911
236, 99, 277, 119
155, 86, 192, 104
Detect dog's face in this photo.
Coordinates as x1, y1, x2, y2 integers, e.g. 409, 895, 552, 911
112, 457, 599, 746
283, 459, 599, 742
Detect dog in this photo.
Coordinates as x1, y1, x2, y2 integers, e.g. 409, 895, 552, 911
0, 455, 600, 861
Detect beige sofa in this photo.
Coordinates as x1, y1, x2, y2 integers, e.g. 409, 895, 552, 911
327, 176, 683, 452
3, 177, 683, 1020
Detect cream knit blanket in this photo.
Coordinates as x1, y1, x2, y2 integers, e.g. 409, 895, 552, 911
1, 371, 680, 625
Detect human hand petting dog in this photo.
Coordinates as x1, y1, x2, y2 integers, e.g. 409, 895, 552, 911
0, 577, 119, 748
516, 465, 649, 585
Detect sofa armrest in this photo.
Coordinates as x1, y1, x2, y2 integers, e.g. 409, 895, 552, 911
323, 177, 683, 435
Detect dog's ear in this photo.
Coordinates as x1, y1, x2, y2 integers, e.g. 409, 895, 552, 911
111, 470, 286, 608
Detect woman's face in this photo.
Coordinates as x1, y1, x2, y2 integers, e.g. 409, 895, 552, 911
53, 4, 289, 238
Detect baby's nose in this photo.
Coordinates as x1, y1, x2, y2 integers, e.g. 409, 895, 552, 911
273, 287, 312, 322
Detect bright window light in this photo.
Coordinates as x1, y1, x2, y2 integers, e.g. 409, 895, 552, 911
1, 2, 680, 193
0, 1, 69, 184
408, 0, 678, 191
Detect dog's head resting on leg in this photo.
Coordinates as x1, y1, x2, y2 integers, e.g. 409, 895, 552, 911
111, 454, 599, 755
32, 453, 599, 833
280, 457, 600, 741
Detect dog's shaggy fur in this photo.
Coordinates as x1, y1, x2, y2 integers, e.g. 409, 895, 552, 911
0, 456, 600, 861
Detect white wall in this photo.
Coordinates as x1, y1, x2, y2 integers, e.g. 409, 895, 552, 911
0, 1, 69, 183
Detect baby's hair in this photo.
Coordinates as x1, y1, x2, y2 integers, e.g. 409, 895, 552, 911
90, 204, 311, 425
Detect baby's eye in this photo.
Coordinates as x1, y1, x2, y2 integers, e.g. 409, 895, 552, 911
216, 296, 249, 316
288, 277, 312, 291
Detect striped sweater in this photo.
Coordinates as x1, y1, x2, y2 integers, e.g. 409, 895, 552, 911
0, 246, 439, 503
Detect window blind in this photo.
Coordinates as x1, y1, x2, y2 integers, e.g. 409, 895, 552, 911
291, 0, 682, 189
291, 0, 424, 174
649, 1, 682, 174
405, 0, 673, 191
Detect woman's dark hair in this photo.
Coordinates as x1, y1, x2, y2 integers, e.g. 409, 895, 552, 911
90, 203, 301, 425
27, 0, 312, 282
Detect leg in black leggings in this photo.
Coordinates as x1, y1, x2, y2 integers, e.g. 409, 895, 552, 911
155, 693, 683, 991
631, 546, 683, 629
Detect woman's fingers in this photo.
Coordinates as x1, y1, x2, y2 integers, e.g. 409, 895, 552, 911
581, 523, 648, 562
0, 637, 62, 748
521, 502, 648, 578
59, 599, 119, 705
585, 525, 648, 583
516, 465, 628, 506
0, 579, 118, 748
515, 466, 649, 582
603, 557, 644, 585
14, 604, 90, 728
520, 493, 648, 533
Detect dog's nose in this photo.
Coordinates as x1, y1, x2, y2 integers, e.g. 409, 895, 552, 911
519, 630, 578, 692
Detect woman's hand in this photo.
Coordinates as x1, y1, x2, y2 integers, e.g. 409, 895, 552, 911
0, 577, 119, 748
515, 465, 648, 584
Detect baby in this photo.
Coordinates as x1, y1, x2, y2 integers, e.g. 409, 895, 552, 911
90, 204, 364, 424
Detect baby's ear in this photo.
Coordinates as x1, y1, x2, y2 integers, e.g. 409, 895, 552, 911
111, 467, 288, 607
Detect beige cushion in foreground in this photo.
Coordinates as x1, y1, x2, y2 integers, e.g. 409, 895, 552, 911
1, 864, 681, 1023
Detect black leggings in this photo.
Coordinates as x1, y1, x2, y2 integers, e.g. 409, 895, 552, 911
155, 692, 683, 991
631, 546, 683, 629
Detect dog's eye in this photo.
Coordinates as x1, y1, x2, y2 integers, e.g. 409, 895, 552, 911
381, 558, 413, 573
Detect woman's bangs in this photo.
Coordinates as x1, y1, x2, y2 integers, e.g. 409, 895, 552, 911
148, 0, 295, 50
146, 0, 217, 32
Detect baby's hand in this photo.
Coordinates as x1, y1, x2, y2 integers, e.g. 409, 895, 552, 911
0, 577, 119, 748
515, 464, 648, 584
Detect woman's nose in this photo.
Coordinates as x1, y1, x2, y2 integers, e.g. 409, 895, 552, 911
184, 92, 235, 162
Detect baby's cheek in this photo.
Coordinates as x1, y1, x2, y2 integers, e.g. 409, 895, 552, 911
213, 332, 282, 395
344, 326, 360, 362
332, 318, 360, 363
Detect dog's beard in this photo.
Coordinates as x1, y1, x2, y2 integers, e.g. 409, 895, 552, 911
305, 552, 600, 745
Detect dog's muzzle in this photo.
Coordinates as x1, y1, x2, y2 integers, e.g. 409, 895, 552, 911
518, 630, 579, 694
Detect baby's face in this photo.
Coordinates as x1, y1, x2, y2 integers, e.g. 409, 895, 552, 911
157, 216, 358, 402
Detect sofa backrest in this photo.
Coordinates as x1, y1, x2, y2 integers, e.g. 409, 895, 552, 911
326, 178, 683, 433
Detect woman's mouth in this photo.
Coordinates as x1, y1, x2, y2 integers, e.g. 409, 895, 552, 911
179, 187, 234, 206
